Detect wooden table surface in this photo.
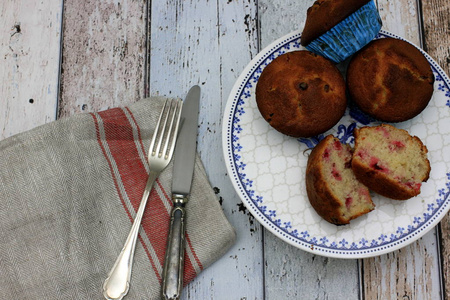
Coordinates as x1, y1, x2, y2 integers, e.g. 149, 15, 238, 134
1, 0, 449, 299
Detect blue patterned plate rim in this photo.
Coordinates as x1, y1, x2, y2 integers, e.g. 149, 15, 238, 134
222, 29, 450, 259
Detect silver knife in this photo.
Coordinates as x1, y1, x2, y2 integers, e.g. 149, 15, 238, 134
161, 85, 200, 300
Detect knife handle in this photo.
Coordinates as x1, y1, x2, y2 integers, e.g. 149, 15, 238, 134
162, 197, 187, 300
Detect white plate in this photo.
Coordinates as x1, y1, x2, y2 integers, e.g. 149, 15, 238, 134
222, 30, 450, 259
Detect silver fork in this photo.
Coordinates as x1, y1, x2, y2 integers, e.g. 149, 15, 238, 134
103, 98, 183, 300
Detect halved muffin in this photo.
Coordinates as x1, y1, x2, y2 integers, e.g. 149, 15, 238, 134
352, 124, 431, 200
306, 135, 375, 225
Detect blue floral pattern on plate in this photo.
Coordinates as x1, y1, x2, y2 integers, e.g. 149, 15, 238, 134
222, 30, 450, 258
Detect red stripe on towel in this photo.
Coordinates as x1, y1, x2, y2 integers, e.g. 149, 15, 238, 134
90, 112, 133, 221
124, 107, 147, 160
123, 108, 172, 274
94, 108, 164, 281
91, 112, 161, 279
97, 108, 149, 213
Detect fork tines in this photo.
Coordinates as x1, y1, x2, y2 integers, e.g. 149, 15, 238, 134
150, 99, 183, 160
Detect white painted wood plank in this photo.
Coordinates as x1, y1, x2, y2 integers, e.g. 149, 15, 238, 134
0, 0, 62, 139
264, 232, 361, 299
148, 0, 264, 299
258, 0, 311, 48
258, 1, 361, 298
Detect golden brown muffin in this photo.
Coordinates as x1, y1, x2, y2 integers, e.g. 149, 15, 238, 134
301, 0, 372, 46
347, 38, 435, 122
306, 135, 375, 225
352, 124, 431, 200
255, 51, 347, 138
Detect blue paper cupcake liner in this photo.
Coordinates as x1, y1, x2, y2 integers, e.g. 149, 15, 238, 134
305, 1, 382, 64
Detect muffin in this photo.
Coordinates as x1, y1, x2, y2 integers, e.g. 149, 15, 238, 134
306, 135, 375, 225
347, 38, 435, 122
255, 50, 347, 138
352, 124, 431, 200
301, 0, 382, 63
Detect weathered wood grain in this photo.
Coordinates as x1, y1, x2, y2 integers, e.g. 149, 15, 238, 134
376, 0, 421, 46
420, 0, 450, 89
147, 0, 264, 298
258, 0, 310, 46
264, 231, 361, 299
421, 1, 450, 298
0, 0, 62, 139
362, 1, 444, 299
258, 1, 361, 299
440, 215, 450, 300
58, 0, 147, 117
363, 233, 442, 299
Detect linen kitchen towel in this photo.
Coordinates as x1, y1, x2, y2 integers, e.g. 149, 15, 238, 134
0, 97, 236, 299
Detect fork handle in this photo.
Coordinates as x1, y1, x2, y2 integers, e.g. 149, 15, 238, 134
103, 171, 158, 300
161, 196, 187, 300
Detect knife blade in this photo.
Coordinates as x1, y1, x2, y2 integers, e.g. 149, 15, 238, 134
161, 85, 200, 300
171, 85, 200, 196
